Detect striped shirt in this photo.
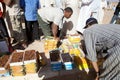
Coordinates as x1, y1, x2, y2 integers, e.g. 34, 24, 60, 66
83, 24, 120, 80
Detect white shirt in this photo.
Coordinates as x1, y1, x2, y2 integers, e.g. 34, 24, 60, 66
38, 7, 64, 28
62, 0, 80, 35
76, 0, 101, 33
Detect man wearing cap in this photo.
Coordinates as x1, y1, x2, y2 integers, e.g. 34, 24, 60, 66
83, 18, 120, 80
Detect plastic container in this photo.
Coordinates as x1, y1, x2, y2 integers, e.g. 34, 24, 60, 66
49, 49, 62, 71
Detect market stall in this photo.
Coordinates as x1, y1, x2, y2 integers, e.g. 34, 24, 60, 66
0, 36, 96, 80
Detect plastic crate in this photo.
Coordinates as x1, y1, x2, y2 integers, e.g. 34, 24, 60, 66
49, 49, 62, 71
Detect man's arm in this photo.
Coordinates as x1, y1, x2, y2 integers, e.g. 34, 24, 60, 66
83, 30, 99, 80
92, 61, 99, 80
51, 23, 58, 39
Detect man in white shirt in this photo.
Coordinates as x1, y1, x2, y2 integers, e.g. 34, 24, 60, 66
38, 7, 73, 39
62, 0, 81, 35
76, 0, 101, 34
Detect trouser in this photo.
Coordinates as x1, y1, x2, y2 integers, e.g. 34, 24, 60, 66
38, 15, 52, 37
26, 20, 39, 43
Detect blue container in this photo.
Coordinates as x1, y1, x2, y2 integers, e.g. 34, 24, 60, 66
64, 62, 74, 70
49, 49, 62, 71
51, 62, 62, 71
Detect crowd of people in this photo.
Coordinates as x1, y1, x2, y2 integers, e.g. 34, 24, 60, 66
0, 0, 120, 80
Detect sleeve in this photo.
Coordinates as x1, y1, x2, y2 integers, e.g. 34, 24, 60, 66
83, 30, 97, 62
53, 14, 63, 26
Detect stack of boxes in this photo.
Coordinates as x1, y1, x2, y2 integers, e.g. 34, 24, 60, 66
59, 36, 89, 73
9, 50, 40, 76
44, 39, 57, 53
68, 36, 81, 44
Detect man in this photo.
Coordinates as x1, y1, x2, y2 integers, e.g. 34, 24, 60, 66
0, 1, 10, 39
7, 0, 27, 49
83, 18, 120, 80
76, 0, 101, 34
0, 1, 8, 38
20, 0, 40, 44
38, 7, 73, 39
0, 1, 13, 52
62, 0, 80, 35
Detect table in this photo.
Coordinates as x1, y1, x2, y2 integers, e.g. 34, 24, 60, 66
0, 40, 96, 80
